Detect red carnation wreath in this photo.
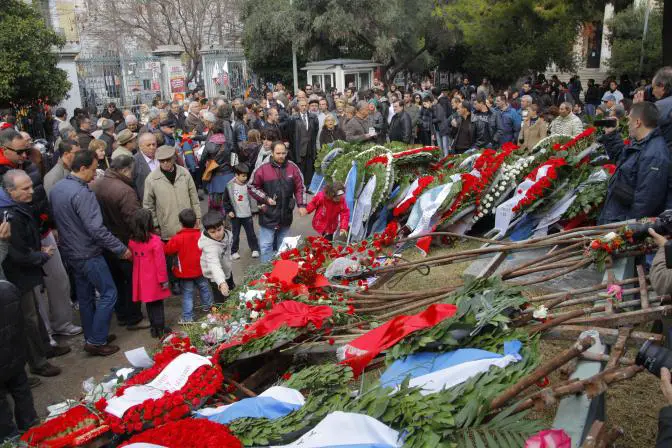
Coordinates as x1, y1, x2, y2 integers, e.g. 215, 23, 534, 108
95, 336, 224, 435
119, 418, 242, 447
21, 406, 107, 448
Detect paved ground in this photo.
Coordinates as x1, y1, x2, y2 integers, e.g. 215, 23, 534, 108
32, 206, 316, 417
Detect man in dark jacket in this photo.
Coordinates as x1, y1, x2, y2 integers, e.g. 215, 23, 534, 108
282, 100, 319, 186
598, 102, 671, 224
248, 142, 306, 263
0, 170, 62, 377
50, 150, 131, 356
388, 100, 412, 144
459, 77, 476, 101
99, 119, 115, 157
651, 66, 672, 149
76, 116, 94, 150
472, 96, 502, 148
101, 102, 124, 127
450, 101, 476, 153
92, 155, 148, 330
0, 224, 38, 440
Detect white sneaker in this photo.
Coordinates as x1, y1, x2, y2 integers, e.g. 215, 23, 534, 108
53, 324, 83, 337
251, 251, 260, 258
232, 253, 241, 260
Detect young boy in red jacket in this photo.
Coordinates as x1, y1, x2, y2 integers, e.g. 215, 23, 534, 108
164, 209, 213, 323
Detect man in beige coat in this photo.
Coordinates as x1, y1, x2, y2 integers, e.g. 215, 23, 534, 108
143, 145, 201, 241
143, 145, 201, 294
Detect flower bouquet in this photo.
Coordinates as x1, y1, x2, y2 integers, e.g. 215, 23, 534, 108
21, 406, 108, 448
95, 337, 224, 435
587, 225, 656, 270
119, 418, 242, 447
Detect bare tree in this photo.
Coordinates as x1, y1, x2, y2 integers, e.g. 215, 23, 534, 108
79, 0, 244, 83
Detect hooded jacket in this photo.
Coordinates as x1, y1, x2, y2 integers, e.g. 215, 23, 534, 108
598, 128, 671, 224
198, 230, 233, 287
0, 188, 49, 293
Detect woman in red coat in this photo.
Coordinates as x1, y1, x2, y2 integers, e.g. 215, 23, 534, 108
128, 209, 171, 338
301, 182, 350, 240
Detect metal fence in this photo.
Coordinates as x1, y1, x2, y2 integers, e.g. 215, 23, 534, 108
201, 49, 249, 99
76, 52, 162, 115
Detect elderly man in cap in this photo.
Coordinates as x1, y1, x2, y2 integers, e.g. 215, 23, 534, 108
98, 119, 116, 157
602, 93, 617, 115
159, 119, 177, 146
133, 133, 158, 201
143, 145, 201, 241
143, 145, 201, 294
111, 129, 137, 159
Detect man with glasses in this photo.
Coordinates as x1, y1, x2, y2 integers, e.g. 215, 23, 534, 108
0, 129, 28, 179
76, 116, 94, 150
159, 119, 177, 146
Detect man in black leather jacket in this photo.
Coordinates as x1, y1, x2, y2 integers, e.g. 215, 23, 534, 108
388, 100, 412, 144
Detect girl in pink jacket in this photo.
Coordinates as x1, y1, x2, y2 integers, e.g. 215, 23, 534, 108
129, 209, 171, 338
302, 182, 350, 240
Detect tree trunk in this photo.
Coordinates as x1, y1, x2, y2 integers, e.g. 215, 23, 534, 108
664, 0, 672, 66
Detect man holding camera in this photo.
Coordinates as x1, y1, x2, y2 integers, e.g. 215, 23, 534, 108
597, 102, 670, 225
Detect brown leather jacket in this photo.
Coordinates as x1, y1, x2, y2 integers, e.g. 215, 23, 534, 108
92, 169, 141, 244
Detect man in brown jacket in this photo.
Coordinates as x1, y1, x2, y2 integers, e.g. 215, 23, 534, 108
92, 155, 149, 329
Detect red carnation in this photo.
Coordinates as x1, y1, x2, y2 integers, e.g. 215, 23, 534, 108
282, 373, 292, 381
328, 338, 335, 345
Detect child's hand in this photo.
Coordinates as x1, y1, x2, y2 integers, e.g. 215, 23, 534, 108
339, 229, 347, 236
298, 207, 307, 217
228, 212, 235, 219
161, 282, 169, 290
218, 282, 229, 296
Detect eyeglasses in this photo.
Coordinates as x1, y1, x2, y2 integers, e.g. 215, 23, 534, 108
2, 146, 27, 154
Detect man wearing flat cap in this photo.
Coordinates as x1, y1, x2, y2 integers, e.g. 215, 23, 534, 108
111, 129, 137, 159
159, 119, 177, 146
143, 145, 201, 241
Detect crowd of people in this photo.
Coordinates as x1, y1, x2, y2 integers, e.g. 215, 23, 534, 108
0, 63, 671, 442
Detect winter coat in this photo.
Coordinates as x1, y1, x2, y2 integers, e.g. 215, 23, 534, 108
198, 230, 233, 287
92, 169, 141, 245
418, 106, 434, 133
132, 152, 153, 202
202, 133, 235, 178
248, 159, 306, 229
129, 234, 171, 303
368, 110, 386, 144
584, 85, 601, 106
499, 107, 521, 144
283, 113, 319, 162
164, 228, 204, 279
50, 174, 127, 260
101, 108, 124, 126
0, 279, 26, 382
344, 116, 371, 143
77, 131, 94, 151
388, 111, 412, 143
598, 129, 671, 224
432, 104, 451, 136
471, 110, 500, 148
549, 113, 583, 137
306, 191, 349, 235
319, 126, 346, 147
518, 118, 549, 151
0, 189, 49, 293
100, 133, 115, 157
657, 95, 672, 149
143, 165, 201, 240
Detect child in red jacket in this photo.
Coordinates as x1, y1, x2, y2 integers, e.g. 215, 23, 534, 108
129, 209, 171, 338
164, 209, 214, 323
301, 182, 350, 240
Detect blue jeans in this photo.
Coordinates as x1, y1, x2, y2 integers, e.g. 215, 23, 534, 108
181, 276, 213, 321
585, 104, 596, 117
259, 225, 290, 263
70, 255, 117, 345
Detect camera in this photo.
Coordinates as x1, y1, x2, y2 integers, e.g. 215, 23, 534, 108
636, 341, 672, 377
628, 210, 672, 268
